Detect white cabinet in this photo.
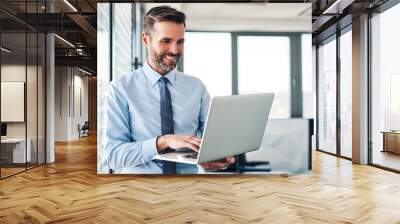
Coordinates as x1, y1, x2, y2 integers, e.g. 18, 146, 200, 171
1, 138, 32, 163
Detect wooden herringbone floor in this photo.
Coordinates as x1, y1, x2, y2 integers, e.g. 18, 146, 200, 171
1, 135, 400, 223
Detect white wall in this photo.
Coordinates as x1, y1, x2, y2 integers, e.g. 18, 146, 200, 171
1, 63, 46, 163
1, 65, 38, 137
1, 65, 26, 139
55, 66, 89, 141
55, 66, 68, 141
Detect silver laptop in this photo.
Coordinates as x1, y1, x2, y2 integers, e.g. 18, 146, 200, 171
153, 93, 274, 164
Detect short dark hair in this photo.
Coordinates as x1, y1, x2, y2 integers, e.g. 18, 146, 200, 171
143, 6, 186, 34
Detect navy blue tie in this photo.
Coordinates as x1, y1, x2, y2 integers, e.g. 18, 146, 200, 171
160, 77, 177, 174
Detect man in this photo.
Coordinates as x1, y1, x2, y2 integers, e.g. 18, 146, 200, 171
105, 5, 235, 174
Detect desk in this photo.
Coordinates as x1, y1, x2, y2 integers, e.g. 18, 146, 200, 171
382, 131, 400, 154
1, 138, 31, 164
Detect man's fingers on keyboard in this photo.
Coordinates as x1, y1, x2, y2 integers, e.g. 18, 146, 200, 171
185, 138, 200, 147
190, 136, 201, 143
185, 143, 199, 151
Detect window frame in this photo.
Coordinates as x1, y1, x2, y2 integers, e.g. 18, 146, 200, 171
184, 30, 309, 118
315, 24, 353, 160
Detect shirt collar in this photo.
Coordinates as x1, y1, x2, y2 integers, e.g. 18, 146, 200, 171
143, 60, 176, 86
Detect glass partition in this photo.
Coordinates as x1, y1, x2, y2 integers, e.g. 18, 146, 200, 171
0, 1, 46, 179
1, 30, 28, 177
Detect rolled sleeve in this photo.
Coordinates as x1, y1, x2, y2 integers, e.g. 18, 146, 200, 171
141, 137, 159, 162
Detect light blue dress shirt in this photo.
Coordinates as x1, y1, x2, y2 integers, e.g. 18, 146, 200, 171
104, 61, 210, 174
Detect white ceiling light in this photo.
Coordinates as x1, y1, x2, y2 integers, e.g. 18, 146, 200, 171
78, 67, 92, 76
63, 0, 78, 12
54, 34, 75, 48
323, 0, 355, 14
1, 47, 11, 53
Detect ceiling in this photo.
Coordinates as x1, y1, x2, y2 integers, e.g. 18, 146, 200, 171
0, 0, 98, 73
1, 32, 45, 64
181, 3, 311, 19
1, 0, 394, 74
144, 3, 312, 32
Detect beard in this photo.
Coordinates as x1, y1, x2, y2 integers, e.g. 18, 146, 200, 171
149, 48, 182, 73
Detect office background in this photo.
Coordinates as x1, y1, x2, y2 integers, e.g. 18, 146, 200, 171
1, 1, 400, 222
96, 3, 313, 174
0, 1, 97, 179
0, 0, 398, 177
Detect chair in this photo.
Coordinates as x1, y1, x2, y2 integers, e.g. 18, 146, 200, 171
78, 121, 90, 138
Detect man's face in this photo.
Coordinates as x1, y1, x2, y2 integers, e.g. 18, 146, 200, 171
143, 21, 185, 74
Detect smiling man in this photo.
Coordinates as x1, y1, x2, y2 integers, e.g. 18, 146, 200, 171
104, 6, 235, 174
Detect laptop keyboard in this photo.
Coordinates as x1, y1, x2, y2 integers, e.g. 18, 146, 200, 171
183, 153, 198, 159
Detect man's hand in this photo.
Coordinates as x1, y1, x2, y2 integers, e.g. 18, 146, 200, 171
156, 135, 235, 171
156, 134, 201, 153
200, 157, 236, 171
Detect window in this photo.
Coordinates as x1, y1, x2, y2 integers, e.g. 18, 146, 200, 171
183, 32, 232, 97
318, 37, 337, 154
112, 4, 133, 79
339, 29, 352, 158
97, 3, 111, 173
371, 3, 400, 171
302, 34, 315, 119
390, 74, 400, 130
237, 36, 291, 118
